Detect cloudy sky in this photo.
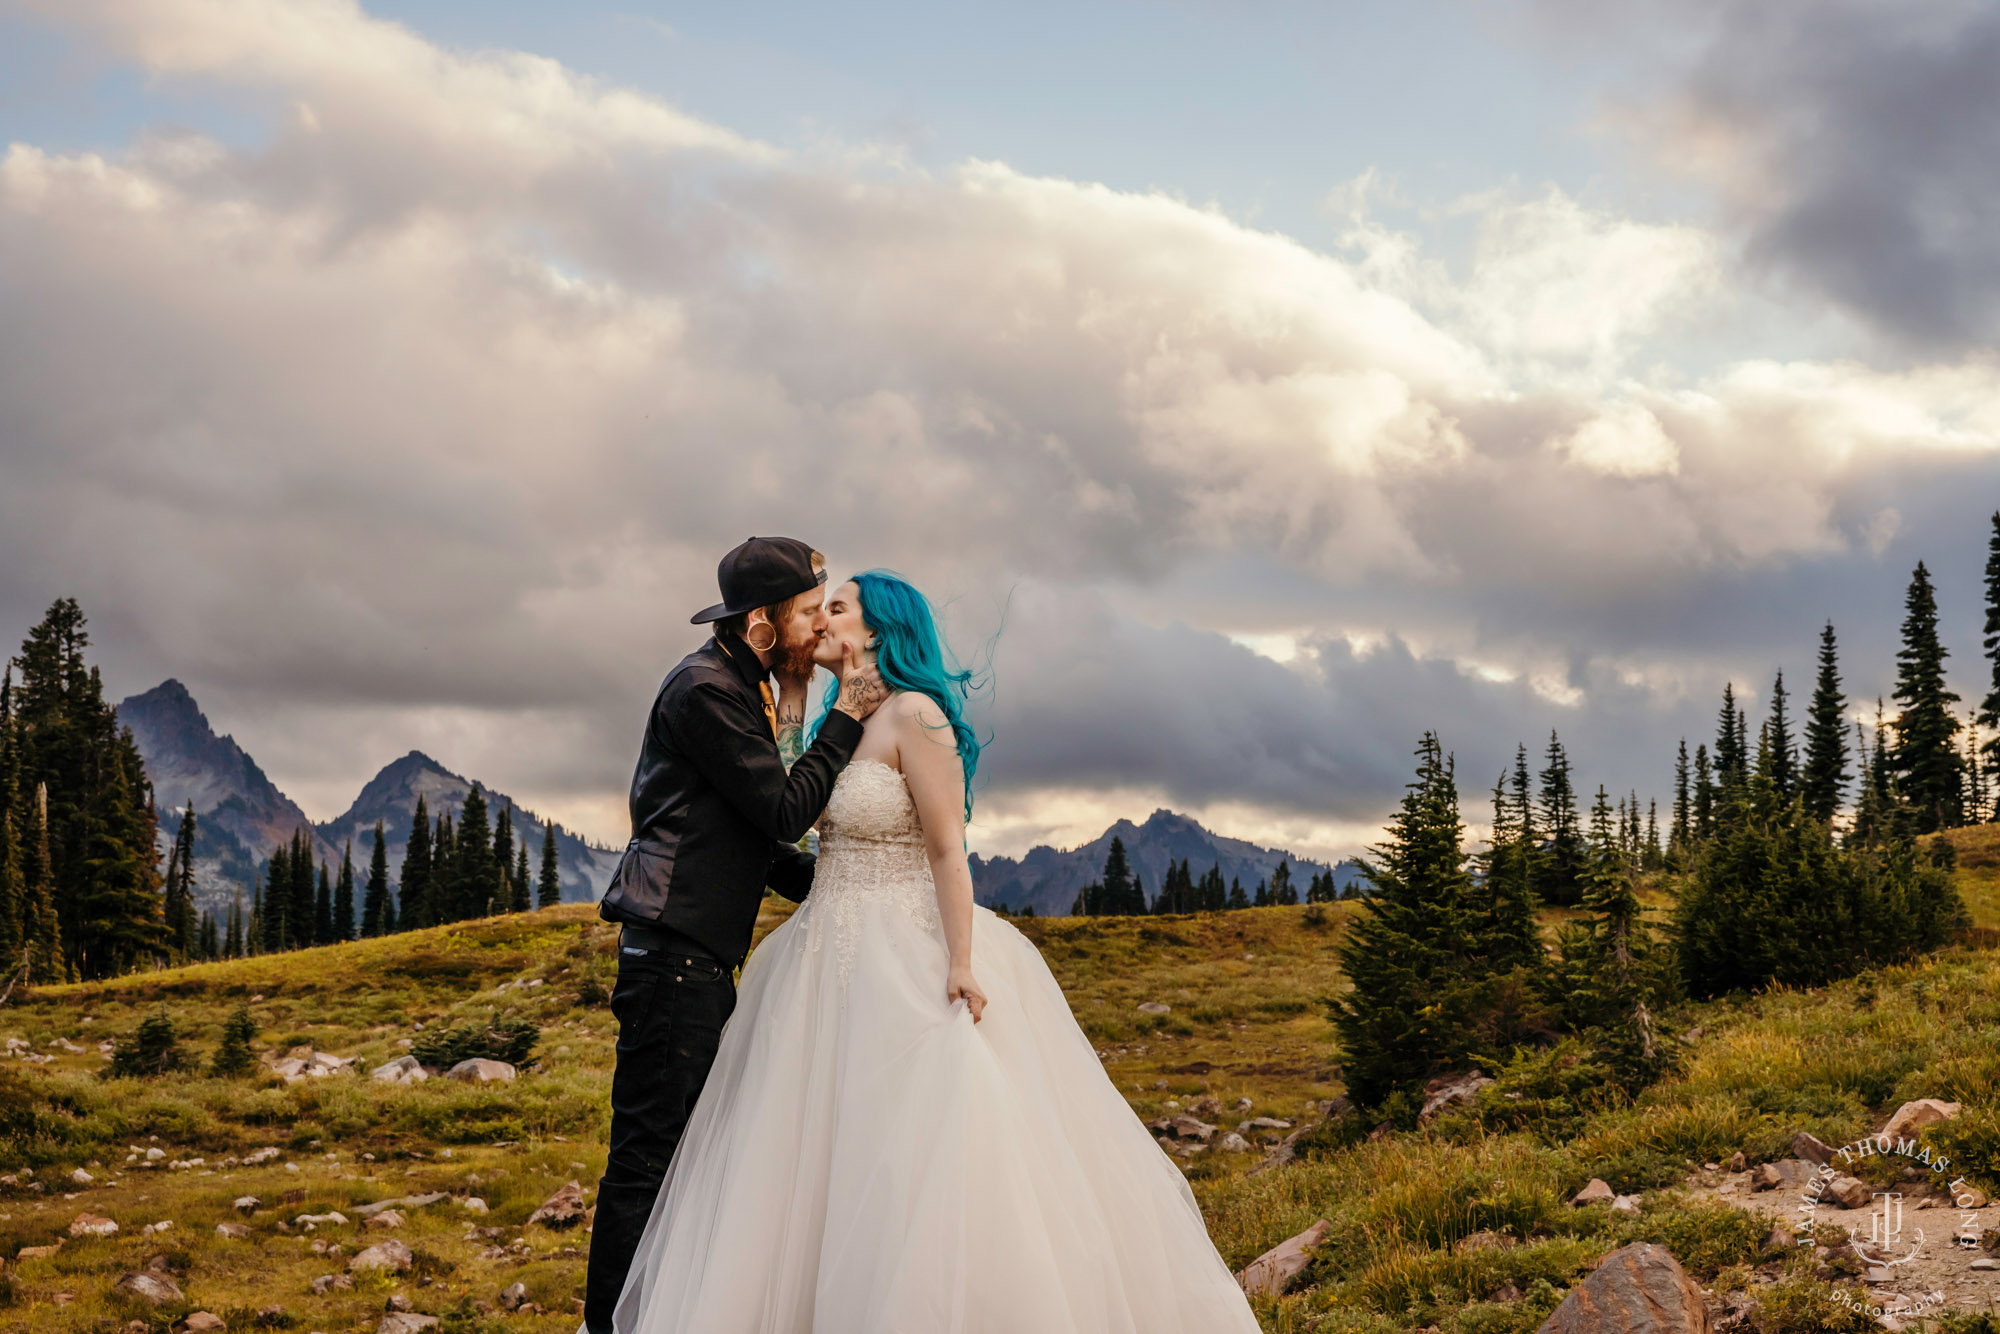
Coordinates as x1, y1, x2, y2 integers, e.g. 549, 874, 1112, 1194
3, 0, 1997, 861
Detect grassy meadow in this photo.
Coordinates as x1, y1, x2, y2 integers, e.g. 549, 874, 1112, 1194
7, 831, 2000, 1331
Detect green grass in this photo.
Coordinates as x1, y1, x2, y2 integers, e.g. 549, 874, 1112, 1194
6, 873, 2000, 1330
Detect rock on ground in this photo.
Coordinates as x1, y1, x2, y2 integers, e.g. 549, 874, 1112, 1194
371, 1055, 429, 1085
1792, 1131, 1836, 1165
1420, 1070, 1493, 1121
70, 1212, 119, 1237
110, 1271, 184, 1306
348, 1240, 415, 1275
1537, 1242, 1709, 1333
1749, 1159, 1816, 1191
183, 1314, 226, 1332
1570, 1179, 1615, 1207
214, 1223, 251, 1240
1881, 1099, 1961, 1142
377, 1315, 438, 1334
444, 1058, 515, 1083
364, 1210, 407, 1231
527, 1182, 588, 1230
1236, 1219, 1331, 1299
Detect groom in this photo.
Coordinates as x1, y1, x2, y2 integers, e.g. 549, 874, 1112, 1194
583, 535, 886, 1333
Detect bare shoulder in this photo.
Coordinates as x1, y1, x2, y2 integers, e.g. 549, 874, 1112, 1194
891, 691, 952, 739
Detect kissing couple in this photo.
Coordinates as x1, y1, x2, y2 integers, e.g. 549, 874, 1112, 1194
581, 536, 1260, 1333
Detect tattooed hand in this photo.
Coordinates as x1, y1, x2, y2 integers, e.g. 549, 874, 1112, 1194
772, 681, 809, 770
832, 640, 889, 722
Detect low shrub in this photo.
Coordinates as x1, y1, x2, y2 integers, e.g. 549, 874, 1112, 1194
411, 1013, 539, 1069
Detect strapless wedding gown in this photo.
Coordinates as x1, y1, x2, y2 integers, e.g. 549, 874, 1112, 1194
607, 758, 1262, 1333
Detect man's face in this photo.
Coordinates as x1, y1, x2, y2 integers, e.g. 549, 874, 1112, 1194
814, 581, 867, 671
767, 585, 827, 678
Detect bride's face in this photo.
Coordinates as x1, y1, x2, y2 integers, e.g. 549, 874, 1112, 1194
815, 580, 871, 669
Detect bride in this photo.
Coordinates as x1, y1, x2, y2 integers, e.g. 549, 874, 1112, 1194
606, 570, 1263, 1333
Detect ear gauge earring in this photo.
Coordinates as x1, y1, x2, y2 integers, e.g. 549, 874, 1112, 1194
745, 622, 778, 653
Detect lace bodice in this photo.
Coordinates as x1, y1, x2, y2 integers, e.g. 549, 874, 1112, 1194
796, 759, 941, 980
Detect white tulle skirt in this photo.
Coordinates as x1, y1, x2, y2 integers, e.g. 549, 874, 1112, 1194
608, 894, 1262, 1333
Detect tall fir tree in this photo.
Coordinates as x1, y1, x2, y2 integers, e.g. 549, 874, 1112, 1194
288, 829, 314, 947
164, 805, 198, 959
1693, 743, 1716, 841
1271, 858, 1298, 906
1536, 731, 1585, 907
1715, 683, 1746, 795
333, 842, 356, 942
22, 783, 63, 980
536, 819, 561, 908
261, 841, 288, 951
0, 670, 22, 969
434, 811, 457, 920
1801, 621, 1851, 824
1891, 561, 1963, 832
1478, 771, 1539, 970
1982, 511, 2000, 819
361, 822, 392, 937
1330, 733, 1487, 1110
1670, 739, 1692, 864
512, 842, 531, 913
456, 786, 497, 918
399, 796, 432, 930
1226, 877, 1250, 910
224, 893, 243, 959
313, 861, 334, 946
492, 804, 515, 914
1099, 836, 1136, 916
1766, 670, 1796, 802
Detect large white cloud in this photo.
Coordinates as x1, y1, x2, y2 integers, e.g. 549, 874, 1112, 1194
2, 0, 1997, 854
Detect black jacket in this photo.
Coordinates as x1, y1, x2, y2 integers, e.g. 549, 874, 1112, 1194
599, 633, 863, 964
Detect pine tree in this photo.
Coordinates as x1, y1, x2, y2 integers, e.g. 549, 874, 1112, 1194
1098, 837, 1135, 917
1715, 682, 1746, 804
1565, 785, 1666, 1086
1892, 561, 1963, 832
1802, 622, 1850, 824
246, 875, 262, 957
1226, 877, 1250, 910
290, 829, 315, 947
1693, 743, 1716, 841
1669, 739, 1691, 865
1330, 733, 1487, 1111
512, 841, 531, 913
1645, 799, 1662, 869
210, 1004, 258, 1077
399, 796, 432, 930
1767, 670, 1796, 802
1271, 858, 1298, 905
434, 811, 456, 919
0, 670, 22, 970
163, 805, 194, 960
261, 841, 288, 951
197, 910, 217, 959
224, 893, 243, 959
1252, 878, 1269, 907
361, 821, 392, 937
1982, 511, 2000, 819
1537, 732, 1585, 907
492, 803, 515, 915
1478, 771, 1539, 970
334, 842, 356, 942
1964, 711, 1989, 822
536, 819, 561, 908
22, 783, 62, 981
457, 786, 496, 918
313, 861, 333, 945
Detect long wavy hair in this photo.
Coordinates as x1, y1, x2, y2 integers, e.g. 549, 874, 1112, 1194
811, 570, 987, 819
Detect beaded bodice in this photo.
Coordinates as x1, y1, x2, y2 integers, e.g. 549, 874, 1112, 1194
796, 759, 941, 980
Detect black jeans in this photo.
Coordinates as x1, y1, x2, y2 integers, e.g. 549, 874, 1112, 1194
582, 936, 736, 1333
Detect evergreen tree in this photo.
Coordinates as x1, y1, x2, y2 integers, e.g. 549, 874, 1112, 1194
22, 782, 62, 980
0, 670, 22, 970
1536, 731, 1585, 906
1715, 682, 1746, 799
1198, 863, 1226, 912
1252, 878, 1269, 907
1098, 837, 1135, 917
1968, 710, 1991, 826
289, 829, 315, 946
1802, 622, 1850, 824
1892, 561, 1963, 832
1271, 858, 1298, 905
513, 841, 531, 913
1693, 743, 1716, 841
492, 804, 515, 914
1669, 739, 1691, 865
224, 893, 243, 959
434, 811, 456, 919
261, 842, 288, 951
1478, 771, 1539, 970
1645, 799, 1662, 869
333, 842, 356, 942
399, 796, 432, 929
164, 804, 197, 959
1330, 733, 1487, 1111
1766, 670, 1796, 802
1982, 510, 2000, 819
1551, 785, 1668, 1086
361, 821, 393, 937
197, 910, 218, 960
247, 875, 263, 957
536, 819, 561, 908
210, 1004, 259, 1077
458, 786, 498, 917
313, 861, 333, 945
1226, 877, 1250, 910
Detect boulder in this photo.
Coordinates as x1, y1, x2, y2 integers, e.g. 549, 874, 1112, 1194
526, 1182, 588, 1230
214, 1223, 252, 1240
1792, 1131, 1836, 1166
1188, 1096, 1224, 1118
371, 1056, 429, 1085
111, 1270, 184, 1306
1881, 1099, 1961, 1143
1536, 1242, 1709, 1333
1235, 1219, 1331, 1299
1419, 1069, 1493, 1122
1749, 1159, 1817, 1191
364, 1210, 407, 1231
1167, 1115, 1218, 1143
1217, 1132, 1251, 1153
1570, 1178, 1615, 1207
1762, 1223, 1795, 1252
357, 1193, 447, 1218
444, 1059, 515, 1083
1611, 1194, 1644, 1216
1136, 1002, 1171, 1015
377, 1316, 438, 1334
311, 1274, 356, 1295
498, 1282, 528, 1311
1824, 1175, 1873, 1210
348, 1240, 414, 1275
70, 1212, 120, 1237
19, 1242, 62, 1259
295, 1211, 348, 1228
183, 1313, 227, 1332
232, 1196, 260, 1213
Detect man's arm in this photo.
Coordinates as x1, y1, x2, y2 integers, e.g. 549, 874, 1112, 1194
766, 841, 815, 902
672, 682, 862, 844
774, 677, 810, 771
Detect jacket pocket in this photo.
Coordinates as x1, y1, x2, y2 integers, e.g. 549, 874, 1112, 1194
601, 840, 677, 923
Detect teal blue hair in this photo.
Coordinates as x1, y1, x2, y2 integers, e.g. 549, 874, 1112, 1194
811, 570, 986, 818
